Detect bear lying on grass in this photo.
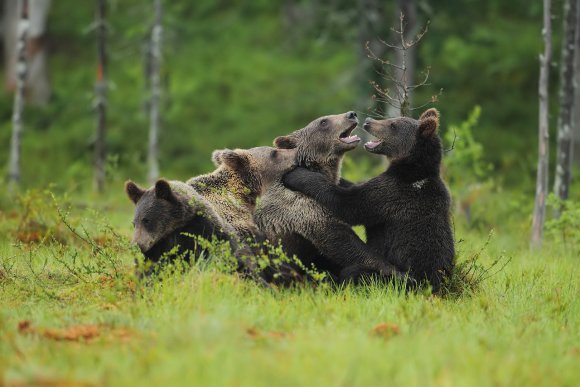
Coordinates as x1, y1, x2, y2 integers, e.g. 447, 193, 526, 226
126, 146, 298, 280
125, 179, 238, 275
255, 111, 400, 282
283, 108, 454, 292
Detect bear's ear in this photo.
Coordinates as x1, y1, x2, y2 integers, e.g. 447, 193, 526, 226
211, 149, 228, 167
419, 117, 439, 138
419, 108, 440, 122
154, 179, 176, 202
220, 150, 250, 172
274, 135, 298, 149
419, 108, 440, 138
125, 180, 145, 204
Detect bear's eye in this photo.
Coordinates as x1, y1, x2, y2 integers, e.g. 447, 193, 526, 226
270, 150, 278, 159
142, 218, 150, 226
320, 119, 328, 126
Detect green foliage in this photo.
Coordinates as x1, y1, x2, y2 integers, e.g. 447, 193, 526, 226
443, 106, 495, 228
0, 0, 572, 193
546, 194, 580, 254
443, 230, 511, 298
444, 106, 490, 181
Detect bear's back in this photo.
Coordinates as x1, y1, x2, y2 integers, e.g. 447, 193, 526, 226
188, 172, 261, 240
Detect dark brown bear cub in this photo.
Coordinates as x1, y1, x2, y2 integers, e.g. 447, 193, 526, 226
283, 108, 455, 292
125, 179, 237, 275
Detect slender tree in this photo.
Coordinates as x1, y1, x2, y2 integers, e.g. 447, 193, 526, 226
531, 0, 553, 249
3, 0, 51, 106
386, 0, 417, 118
356, 0, 385, 117
553, 0, 578, 215
8, 0, 29, 191
94, 0, 107, 193
148, 0, 162, 185
366, 12, 433, 118
574, 2, 580, 163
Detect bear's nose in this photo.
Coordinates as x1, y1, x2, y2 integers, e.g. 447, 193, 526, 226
346, 111, 357, 119
365, 117, 372, 123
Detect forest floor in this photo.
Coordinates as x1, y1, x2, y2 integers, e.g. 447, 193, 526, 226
0, 190, 578, 387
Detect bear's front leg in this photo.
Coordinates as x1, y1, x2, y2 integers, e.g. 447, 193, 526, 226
283, 167, 328, 197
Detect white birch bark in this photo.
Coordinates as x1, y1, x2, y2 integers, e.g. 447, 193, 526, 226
8, 0, 29, 190
3, 0, 51, 105
148, 0, 162, 185
553, 0, 578, 213
94, 0, 107, 193
531, 0, 553, 249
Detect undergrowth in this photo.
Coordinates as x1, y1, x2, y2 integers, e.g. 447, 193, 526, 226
0, 189, 510, 301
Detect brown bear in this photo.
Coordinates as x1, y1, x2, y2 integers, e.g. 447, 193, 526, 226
187, 146, 297, 243
283, 108, 455, 292
125, 179, 238, 272
254, 111, 400, 281
126, 146, 297, 279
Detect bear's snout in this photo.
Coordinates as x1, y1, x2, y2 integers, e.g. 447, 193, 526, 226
346, 111, 357, 120
363, 117, 373, 129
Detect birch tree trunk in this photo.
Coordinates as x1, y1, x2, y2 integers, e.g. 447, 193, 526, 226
3, 0, 51, 105
8, 0, 29, 191
573, 2, 580, 168
553, 0, 578, 215
148, 0, 162, 185
94, 0, 107, 193
531, 0, 553, 249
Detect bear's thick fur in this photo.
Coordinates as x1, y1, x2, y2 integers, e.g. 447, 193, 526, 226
283, 108, 455, 292
254, 111, 399, 280
187, 146, 296, 243
126, 146, 298, 281
125, 179, 237, 272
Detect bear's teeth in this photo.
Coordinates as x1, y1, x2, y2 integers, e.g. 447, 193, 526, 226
340, 135, 360, 144
365, 140, 381, 149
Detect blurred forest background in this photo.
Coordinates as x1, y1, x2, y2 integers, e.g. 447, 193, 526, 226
0, 0, 578, 230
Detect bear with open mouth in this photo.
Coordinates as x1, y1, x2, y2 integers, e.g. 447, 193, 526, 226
255, 111, 403, 282
283, 108, 454, 292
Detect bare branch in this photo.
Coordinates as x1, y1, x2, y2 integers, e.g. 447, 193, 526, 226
366, 10, 436, 118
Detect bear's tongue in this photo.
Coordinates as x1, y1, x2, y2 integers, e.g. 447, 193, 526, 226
340, 135, 361, 144
365, 140, 382, 149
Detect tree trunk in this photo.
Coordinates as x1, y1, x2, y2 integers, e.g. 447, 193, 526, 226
531, 0, 553, 249
573, 2, 580, 168
386, 0, 417, 118
357, 0, 385, 117
3, 0, 51, 105
94, 0, 107, 193
148, 0, 162, 185
8, 0, 29, 191
553, 0, 578, 215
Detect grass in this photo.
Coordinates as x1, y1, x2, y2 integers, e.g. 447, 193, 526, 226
0, 190, 578, 387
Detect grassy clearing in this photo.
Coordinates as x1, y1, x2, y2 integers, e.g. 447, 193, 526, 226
0, 192, 578, 387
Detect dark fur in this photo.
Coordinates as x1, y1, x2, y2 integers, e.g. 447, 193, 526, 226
125, 179, 240, 276
283, 108, 455, 292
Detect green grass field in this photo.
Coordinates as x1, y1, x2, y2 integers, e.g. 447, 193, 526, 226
0, 190, 578, 387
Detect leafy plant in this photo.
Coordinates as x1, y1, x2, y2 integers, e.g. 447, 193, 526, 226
546, 194, 580, 252
443, 106, 495, 226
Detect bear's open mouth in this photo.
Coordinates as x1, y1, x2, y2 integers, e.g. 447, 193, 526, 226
364, 140, 382, 150
339, 123, 360, 144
